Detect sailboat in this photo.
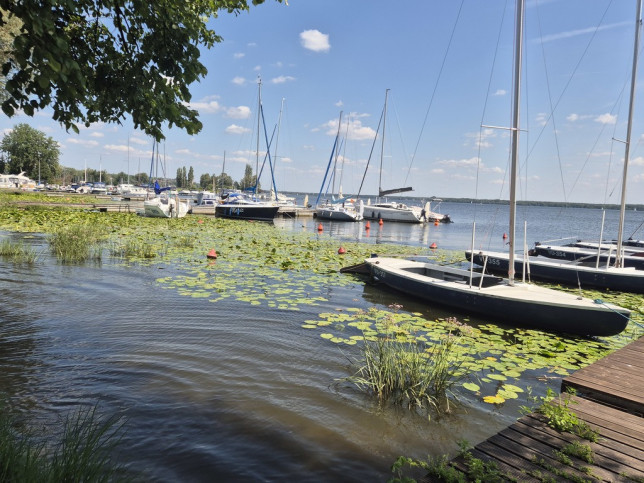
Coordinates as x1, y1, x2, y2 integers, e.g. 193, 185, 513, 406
143, 141, 189, 218
467, 0, 644, 294
363, 0, 630, 337
314, 112, 364, 222
359, 89, 451, 224
215, 78, 280, 222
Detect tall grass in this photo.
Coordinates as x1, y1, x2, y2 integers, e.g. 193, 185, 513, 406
345, 311, 467, 416
0, 405, 130, 481
0, 238, 37, 265
48, 224, 106, 263
109, 239, 158, 259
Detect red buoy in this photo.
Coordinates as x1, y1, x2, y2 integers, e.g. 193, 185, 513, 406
365, 221, 371, 230
207, 249, 218, 259
434, 219, 439, 226
378, 218, 383, 226
317, 223, 323, 231
338, 247, 346, 255
503, 233, 508, 239
198, 219, 204, 224
430, 242, 437, 249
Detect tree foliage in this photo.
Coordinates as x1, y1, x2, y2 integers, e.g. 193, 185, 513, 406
0, 123, 60, 181
0, 0, 283, 141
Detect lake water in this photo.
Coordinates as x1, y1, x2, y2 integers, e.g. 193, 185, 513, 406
1, 201, 642, 481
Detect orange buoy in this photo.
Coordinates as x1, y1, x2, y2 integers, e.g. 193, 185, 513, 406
365, 221, 371, 230
317, 223, 323, 231
207, 249, 218, 259
430, 242, 437, 249
503, 233, 508, 239
434, 220, 439, 226
378, 218, 383, 226
198, 219, 204, 224
338, 247, 346, 255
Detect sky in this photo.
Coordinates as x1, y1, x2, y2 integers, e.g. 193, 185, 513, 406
2, 0, 644, 204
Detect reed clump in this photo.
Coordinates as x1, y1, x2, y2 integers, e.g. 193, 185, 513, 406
0, 405, 130, 481
109, 239, 158, 259
346, 310, 468, 416
48, 224, 106, 263
0, 238, 36, 265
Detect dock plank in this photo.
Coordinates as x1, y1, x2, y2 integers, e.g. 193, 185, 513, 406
435, 338, 644, 481
562, 336, 644, 415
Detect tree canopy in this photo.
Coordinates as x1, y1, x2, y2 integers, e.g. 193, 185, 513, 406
0, 0, 283, 141
0, 123, 60, 182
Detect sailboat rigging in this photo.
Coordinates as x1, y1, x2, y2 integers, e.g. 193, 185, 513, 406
468, 0, 644, 294
362, 0, 630, 336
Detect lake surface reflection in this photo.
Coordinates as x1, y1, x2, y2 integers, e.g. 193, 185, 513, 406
1, 201, 642, 480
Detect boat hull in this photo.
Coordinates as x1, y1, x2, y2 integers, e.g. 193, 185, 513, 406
215, 204, 279, 221
143, 198, 189, 218
466, 250, 644, 294
315, 207, 362, 221
534, 245, 644, 269
363, 206, 422, 223
365, 257, 629, 337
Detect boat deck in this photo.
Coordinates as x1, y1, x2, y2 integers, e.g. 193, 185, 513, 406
423, 336, 644, 482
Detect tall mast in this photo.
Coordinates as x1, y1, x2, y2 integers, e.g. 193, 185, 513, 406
615, 0, 642, 268
255, 77, 262, 193
379, 88, 389, 197
508, 0, 525, 285
272, 97, 285, 200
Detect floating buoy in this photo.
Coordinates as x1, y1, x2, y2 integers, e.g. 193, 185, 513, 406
378, 218, 383, 226
434, 220, 439, 226
430, 242, 437, 249
338, 247, 346, 255
365, 221, 371, 230
317, 223, 323, 231
207, 249, 218, 259
503, 233, 508, 239
198, 219, 204, 224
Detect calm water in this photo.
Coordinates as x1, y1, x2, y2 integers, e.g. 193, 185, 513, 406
1, 202, 642, 481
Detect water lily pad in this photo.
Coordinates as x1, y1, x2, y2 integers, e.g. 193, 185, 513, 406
483, 395, 505, 404
462, 382, 480, 392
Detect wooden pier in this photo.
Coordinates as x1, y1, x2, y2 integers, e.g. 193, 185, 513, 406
427, 336, 644, 482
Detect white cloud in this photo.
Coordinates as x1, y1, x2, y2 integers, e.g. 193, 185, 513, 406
67, 138, 99, 148
595, 113, 617, 125
536, 21, 630, 44
90, 132, 104, 138
271, 75, 295, 84
225, 124, 251, 135
189, 100, 222, 114
631, 156, 644, 166
233, 52, 245, 59
129, 137, 148, 146
232, 77, 246, 86
300, 29, 330, 53
103, 143, 129, 152
567, 113, 579, 122
225, 106, 251, 119
439, 157, 481, 168
335, 100, 343, 107
493, 89, 506, 96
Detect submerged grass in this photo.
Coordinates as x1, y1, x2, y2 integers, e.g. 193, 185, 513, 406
0, 404, 130, 482
48, 223, 107, 264
0, 238, 36, 265
345, 309, 468, 416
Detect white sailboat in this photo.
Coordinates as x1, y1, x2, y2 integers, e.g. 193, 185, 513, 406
364, 0, 630, 336
467, 0, 644, 294
315, 111, 364, 222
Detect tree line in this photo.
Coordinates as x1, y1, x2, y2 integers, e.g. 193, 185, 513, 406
0, 123, 263, 192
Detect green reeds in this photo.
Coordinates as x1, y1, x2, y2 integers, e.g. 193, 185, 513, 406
0, 405, 129, 482
346, 311, 467, 416
109, 239, 158, 259
48, 224, 106, 263
0, 238, 36, 265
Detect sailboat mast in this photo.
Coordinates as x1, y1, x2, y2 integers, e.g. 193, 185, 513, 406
615, 0, 642, 268
271, 97, 285, 201
508, 0, 525, 286
255, 77, 262, 194
379, 89, 389, 198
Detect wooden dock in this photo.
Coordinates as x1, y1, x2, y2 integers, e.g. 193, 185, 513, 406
426, 336, 644, 482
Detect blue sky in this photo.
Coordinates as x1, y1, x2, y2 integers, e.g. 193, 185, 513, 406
3, 0, 644, 204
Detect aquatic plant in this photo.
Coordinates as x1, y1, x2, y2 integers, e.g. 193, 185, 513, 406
0, 404, 130, 481
344, 309, 467, 415
48, 223, 107, 264
0, 238, 36, 264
